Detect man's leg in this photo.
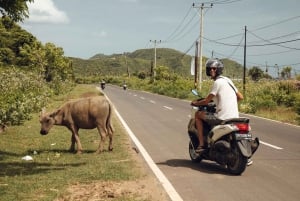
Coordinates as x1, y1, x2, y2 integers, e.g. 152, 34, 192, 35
195, 111, 206, 153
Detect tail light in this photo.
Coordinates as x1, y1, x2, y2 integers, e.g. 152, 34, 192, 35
234, 123, 249, 134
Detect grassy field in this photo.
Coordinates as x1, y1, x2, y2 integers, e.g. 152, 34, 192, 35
0, 85, 167, 201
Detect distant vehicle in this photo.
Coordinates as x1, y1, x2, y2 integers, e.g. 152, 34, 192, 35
100, 80, 105, 90
123, 84, 127, 90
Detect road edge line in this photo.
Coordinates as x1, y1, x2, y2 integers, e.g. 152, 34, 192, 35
104, 94, 183, 201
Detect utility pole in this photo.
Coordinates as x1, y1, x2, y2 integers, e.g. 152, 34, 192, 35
243, 26, 247, 96
124, 52, 130, 78
275, 63, 279, 79
194, 41, 199, 88
150, 40, 161, 79
193, 3, 213, 90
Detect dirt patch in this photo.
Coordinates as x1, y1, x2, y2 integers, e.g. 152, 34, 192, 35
55, 146, 170, 201
55, 177, 169, 201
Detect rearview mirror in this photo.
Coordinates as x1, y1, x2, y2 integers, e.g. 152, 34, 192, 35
191, 89, 199, 96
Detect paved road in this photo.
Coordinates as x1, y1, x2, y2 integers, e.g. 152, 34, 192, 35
103, 84, 300, 201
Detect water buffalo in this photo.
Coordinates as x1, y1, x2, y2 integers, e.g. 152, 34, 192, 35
39, 96, 113, 154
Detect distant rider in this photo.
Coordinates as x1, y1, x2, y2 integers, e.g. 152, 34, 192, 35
100, 79, 106, 89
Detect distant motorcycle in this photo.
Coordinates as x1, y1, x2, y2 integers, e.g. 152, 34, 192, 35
100, 81, 105, 90
188, 89, 259, 175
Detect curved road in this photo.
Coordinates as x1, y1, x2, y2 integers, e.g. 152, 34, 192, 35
103, 84, 300, 201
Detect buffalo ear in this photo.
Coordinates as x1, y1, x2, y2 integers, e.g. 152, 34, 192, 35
50, 109, 61, 118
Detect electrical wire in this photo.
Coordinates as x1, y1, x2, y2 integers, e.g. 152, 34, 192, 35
247, 30, 300, 50
163, 5, 194, 42
252, 15, 300, 32
165, 11, 198, 42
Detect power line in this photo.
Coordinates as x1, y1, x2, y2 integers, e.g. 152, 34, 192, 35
248, 30, 300, 44
247, 38, 300, 47
165, 11, 198, 42
202, 0, 243, 4
207, 15, 300, 43
163, 5, 194, 42
252, 15, 300, 32
225, 34, 244, 59
247, 30, 300, 50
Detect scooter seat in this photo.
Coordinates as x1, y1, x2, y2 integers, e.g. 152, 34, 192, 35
221, 118, 249, 124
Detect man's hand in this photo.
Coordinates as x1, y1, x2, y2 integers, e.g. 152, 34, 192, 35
191, 100, 198, 106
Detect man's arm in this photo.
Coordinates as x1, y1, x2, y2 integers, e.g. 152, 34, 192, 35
191, 94, 215, 106
236, 91, 244, 101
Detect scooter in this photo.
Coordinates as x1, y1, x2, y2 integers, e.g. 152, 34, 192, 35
123, 84, 127, 90
100, 81, 105, 90
100, 83, 105, 90
188, 89, 259, 175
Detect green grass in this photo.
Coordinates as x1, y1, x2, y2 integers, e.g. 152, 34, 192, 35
0, 84, 143, 201
254, 106, 299, 125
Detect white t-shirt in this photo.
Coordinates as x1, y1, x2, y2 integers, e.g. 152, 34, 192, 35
210, 76, 239, 120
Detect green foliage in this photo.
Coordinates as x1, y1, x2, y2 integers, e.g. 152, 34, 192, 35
0, 68, 51, 125
248, 66, 265, 81
0, 17, 74, 82
0, 18, 75, 125
240, 80, 300, 116
0, 0, 33, 22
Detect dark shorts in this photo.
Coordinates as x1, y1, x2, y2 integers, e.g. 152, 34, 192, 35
204, 112, 222, 126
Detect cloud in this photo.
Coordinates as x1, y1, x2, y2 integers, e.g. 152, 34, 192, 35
27, 0, 69, 24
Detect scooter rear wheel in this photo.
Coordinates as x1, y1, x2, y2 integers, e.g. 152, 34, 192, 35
189, 141, 202, 163
227, 147, 247, 175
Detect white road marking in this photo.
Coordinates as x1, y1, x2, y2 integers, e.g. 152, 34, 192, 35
104, 96, 183, 201
140, 96, 145, 100
163, 106, 173, 110
260, 141, 283, 150
150, 100, 156, 104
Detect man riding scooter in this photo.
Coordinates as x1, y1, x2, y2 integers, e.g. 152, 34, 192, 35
191, 58, 252, 163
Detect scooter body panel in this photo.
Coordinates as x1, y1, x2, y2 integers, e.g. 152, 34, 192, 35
208, 124, 237, 143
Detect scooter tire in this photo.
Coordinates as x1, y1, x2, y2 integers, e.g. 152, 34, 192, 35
227, 148, 248, 175
189, 141, 202, 163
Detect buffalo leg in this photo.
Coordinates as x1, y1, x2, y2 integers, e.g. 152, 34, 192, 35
70, 127, 83, 154
69, 134, 76, 153
96, 125, 107, 153
108, 130, 113, 151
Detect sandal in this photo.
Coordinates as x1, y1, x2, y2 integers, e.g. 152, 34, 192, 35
195, 145, 206, 153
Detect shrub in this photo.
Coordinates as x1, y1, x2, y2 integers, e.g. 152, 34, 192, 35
0, 68, 51, 125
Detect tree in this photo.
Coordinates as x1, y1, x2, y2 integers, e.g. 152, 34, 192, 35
281, 66, 292, 79
43, 42, 73, 82
0, 0, 34, 22
155, 65, 170, 80
248, 66, 264, 81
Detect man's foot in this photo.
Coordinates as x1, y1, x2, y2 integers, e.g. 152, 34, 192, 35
247, 158, 253, 166
195, 146, 205, 154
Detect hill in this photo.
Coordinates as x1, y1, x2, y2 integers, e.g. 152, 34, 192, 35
70, 48, 244, 79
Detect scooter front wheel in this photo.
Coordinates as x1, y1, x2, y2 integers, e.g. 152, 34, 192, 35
189, 141, 202, 163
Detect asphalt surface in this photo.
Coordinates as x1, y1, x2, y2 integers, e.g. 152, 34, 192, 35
103, 84, 300, 201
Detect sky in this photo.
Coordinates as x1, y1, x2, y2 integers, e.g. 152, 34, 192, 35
19, 0, 300, 77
